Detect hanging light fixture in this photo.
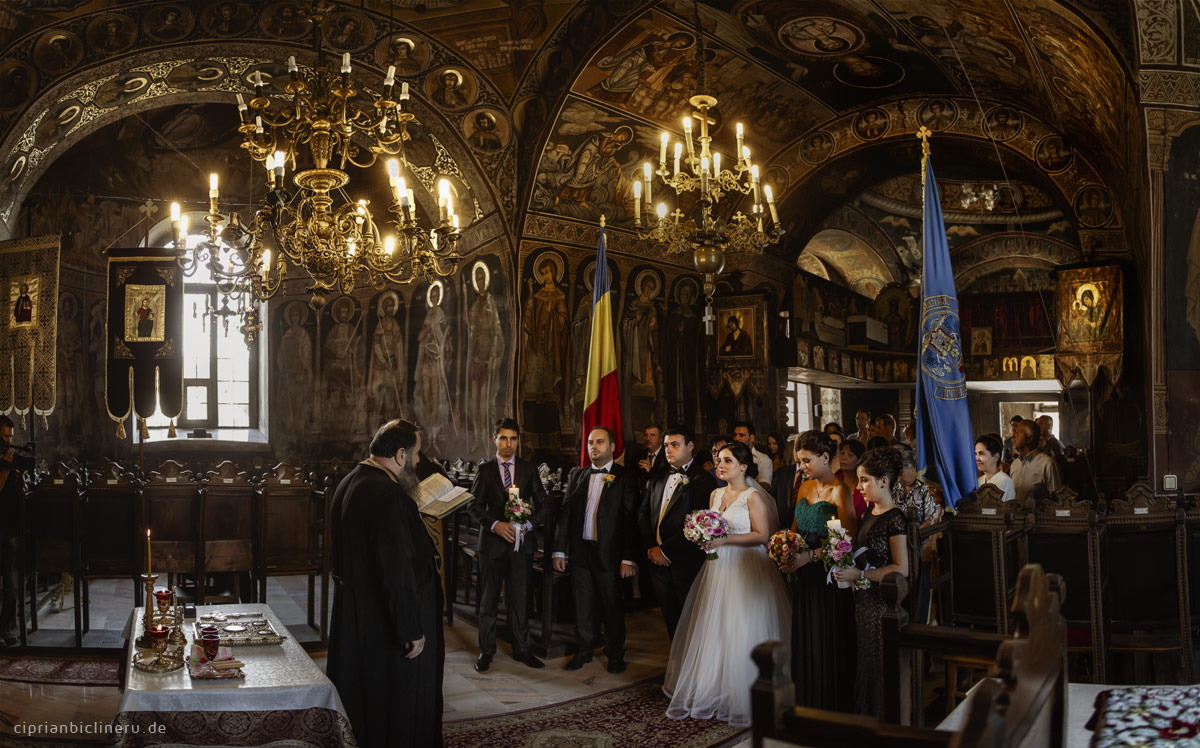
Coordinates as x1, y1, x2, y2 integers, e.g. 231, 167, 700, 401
630, 4, 783, 335
174, 1, 462, 307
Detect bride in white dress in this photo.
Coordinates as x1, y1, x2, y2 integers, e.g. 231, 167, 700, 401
663, 441, 792, 726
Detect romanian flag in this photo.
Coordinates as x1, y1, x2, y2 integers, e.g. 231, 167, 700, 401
580, 218, 623, 465
914, 132, 976, 508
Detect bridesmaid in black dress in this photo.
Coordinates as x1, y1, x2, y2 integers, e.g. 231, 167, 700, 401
832, 446, 910, 717
782, 430, 858, 712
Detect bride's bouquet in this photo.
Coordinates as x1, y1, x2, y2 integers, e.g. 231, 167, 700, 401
505, 487, 533, 550
683, 509, 730, 560
821, 518, 859, 589
767, 530, 805, 581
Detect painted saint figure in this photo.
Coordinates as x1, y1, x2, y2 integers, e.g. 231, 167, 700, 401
414, 282, 454, 453
466, 264, 504, 457
13, 283, 32, 324
368, 292, 406, 422
720, 314, 753, 357
136, 298, 154, 338
521, 259, 568, 402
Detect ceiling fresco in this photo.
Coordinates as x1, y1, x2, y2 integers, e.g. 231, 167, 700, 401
0, 0, 1149, 297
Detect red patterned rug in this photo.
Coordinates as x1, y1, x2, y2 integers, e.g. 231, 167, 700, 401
0, 655, 120, 686
443, 679, 747, 748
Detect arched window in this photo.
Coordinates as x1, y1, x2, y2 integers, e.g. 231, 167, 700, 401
144, 217, 266, 438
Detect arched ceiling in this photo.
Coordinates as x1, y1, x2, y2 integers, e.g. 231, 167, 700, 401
0, 0, 1143, 290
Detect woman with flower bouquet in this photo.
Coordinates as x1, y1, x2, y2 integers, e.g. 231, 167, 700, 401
831, 446, 910, 717
663, 441, 790, 727
777, 430, 858, 712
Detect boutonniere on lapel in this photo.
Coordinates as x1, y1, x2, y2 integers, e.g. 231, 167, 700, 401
601, 474, 616, 487
677, 476, 690, 488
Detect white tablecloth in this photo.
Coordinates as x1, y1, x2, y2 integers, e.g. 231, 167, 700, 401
939, 679, 1109, 748
119, 603, 345, 718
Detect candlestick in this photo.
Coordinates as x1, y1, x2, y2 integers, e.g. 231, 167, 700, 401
765, 185, 779, 224
659, 132, 669, 169
633, 181, 641, 222
341, 52, 351, 74
146, 529, 152, 577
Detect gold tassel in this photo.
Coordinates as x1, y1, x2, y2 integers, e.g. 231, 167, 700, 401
117, 419, 126, 439
139, 418, 150, 440
168, 419, 176, 438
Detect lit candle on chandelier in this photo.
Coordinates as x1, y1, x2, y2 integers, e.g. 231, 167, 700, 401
673, 142, 682, 176
438, 179, 451, 222
712, 152, 721, 177
179, 213, 189, 238
261, 250, 270, 280
742, 146, 752, 170
642, 162, 652, 207
384, 65, 395, 88
384, 235, 395, 256
736, 123, 744, 162
400, 82, 410, 102
265, 154, 276, 187
274, 150, 285, 182
355, 200, 367, 225
764, 185, 779, 224
209, 173, 219, 212
170, 202, 181, 244
341, 52, 352, 75
700, 156, 709, 194
750, 164, 760, 206
659, 131, 669, 170
632, 180, 641, 223
682, 115, 695, 159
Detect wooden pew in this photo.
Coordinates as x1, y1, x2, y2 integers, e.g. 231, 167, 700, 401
752, 563, 1067, 748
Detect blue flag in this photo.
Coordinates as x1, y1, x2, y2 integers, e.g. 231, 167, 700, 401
915, 150, 976, 508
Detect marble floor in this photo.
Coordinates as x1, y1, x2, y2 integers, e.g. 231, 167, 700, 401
1, 577, 686, 742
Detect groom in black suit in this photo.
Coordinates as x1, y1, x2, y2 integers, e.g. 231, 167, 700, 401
552, 427, 639, 674
469, 418, 550, 672
638, 426, 718, 639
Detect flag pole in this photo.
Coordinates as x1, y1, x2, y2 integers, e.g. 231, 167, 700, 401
917, 126, 932, 186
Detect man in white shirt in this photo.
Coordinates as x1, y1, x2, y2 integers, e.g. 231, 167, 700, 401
733, 420, 773, 488
553, 428, 639, 673
847, 409, 871, 444
1010, 420, 1062, 503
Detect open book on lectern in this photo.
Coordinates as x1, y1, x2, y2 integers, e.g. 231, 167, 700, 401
414, 473, 474, 519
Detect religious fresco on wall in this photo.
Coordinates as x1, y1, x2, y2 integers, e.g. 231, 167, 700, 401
411, 279, 458, 457
571, 9, 827, 152
1054, 265, 1123, 386
531, 98, 643, 225
800, 228, 893, 299
274, 299, 318, 461
321, 296, 368, 447
520, 247, 571, 449
620, 265, 666, 435
462, 254, 510, 458
1165, 124, 1200, 371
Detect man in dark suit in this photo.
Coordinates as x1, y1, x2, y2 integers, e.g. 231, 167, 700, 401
638, 425, 717, 639
469, 418, 550, 672
634, 424, 667, 490
552, 427, 639, 673
770, 436, 805, 529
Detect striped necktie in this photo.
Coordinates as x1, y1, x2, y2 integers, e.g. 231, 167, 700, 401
501, 461, 512, 490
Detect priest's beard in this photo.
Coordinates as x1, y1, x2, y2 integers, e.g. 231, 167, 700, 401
397, 460, 419, 493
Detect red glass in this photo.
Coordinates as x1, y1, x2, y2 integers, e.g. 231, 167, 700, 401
200, 625, 218, 636
153, 588, 172, 613
148, 625, 169, 652
202, 634, 220, 662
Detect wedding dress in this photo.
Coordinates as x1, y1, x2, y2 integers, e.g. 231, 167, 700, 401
663, 485, 792, 726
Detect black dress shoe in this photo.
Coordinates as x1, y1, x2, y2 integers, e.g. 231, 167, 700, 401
607, 657, 627, 674
514, 652, 545, 669
564, 653, 593, 671
474, 654, 492, 673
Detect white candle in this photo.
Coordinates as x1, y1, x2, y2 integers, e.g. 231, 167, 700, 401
288, 56, 297, 74
400, 81, 410, 100
341, 52, 351, 74
274, 150, 285, 180
384, 65, 395, 87
384, 235, 395, 255
261, 250, 270, 279
713, 152, 721, 176
736, 122, 744, 159
673, 142, 682, 175
659, 131, 669, 168
398, 178, 409, 205
656, 202, 667, 220
170, 202, 180, 222
633, 181, 641, 222
764, 185, 779, 224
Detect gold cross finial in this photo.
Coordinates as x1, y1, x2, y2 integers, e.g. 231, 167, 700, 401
916, 126, 932, 155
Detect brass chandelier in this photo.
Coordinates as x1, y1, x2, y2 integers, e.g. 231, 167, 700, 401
174, 2, 462, 306
629, 6, 783, 334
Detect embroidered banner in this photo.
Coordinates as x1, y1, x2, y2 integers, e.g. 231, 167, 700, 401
1054, 264, 1123, 386
0, 235, 60, 423
105, 249, 183, 433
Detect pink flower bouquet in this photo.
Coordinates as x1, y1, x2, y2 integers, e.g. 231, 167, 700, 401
504, 487, 533, 525
821, 518, 857, 588
683, 509, 730, 560
767, 530, 805, 581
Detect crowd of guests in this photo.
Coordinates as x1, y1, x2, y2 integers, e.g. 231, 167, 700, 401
327, 410, 1074, 745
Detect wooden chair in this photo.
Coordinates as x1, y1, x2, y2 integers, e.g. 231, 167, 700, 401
26, 464, 84, 646
1025, 485, 1106, 683
255, 463, 324, 629
753, 563, 1067, 748
197, 461, 257, 605
1102, 483, 1194, 683
142, 460, 201, 601
79, 462, 144, 633
943, 484, 1027, 633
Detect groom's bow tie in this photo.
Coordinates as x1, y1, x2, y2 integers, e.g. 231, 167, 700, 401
589, 467, 609, 475
670, 467, 687, 475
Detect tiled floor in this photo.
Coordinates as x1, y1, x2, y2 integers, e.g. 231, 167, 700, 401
2, 576, 681, 741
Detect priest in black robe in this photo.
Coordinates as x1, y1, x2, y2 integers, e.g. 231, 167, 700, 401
328, 420, 442, 747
